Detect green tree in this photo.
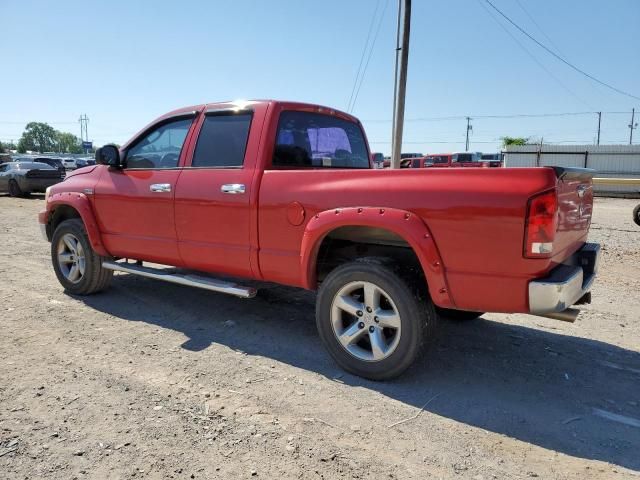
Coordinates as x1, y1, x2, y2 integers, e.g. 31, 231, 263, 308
56, 131, 82, 153
18, 122, 58, 153
0, 141, 5, 153
501, 136, 530, 147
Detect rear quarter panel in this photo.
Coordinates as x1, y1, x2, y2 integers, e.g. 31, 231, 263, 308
258, 167, 560, 312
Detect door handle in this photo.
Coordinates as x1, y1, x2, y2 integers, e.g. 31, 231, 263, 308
221, 183, 246, 194
150, 183, 171, 193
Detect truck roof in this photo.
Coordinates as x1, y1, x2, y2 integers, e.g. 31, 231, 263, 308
159, 99, 361, 124
121, 100, 363, 152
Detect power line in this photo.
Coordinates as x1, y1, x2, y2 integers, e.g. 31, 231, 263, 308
513, 0, 566, 58
350, 0, 390, 113
477, 0, 593, 109
484, 0, 640, 101
347, 0, 380, 113
363, 110, 638, 122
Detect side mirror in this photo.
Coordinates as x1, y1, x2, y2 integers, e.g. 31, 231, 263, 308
96, 145, 122, 168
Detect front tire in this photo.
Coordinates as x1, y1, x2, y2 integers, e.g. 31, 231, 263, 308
633, 204, 640, 227
316, 258, 437, 380
51, 219, 113, 295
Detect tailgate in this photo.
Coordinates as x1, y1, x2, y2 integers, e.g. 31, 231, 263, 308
553, 167, 595, 260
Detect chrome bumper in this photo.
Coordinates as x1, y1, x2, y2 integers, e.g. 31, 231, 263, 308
529, 243, 600, 314
39, 223, 48, 242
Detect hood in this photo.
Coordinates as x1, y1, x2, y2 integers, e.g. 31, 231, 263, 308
64, 165, 98, 179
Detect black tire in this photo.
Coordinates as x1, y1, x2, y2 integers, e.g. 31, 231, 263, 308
51, 218, 113, 295
8, 179, 23, 197
316, 258, 438, 380
634, 204, 640, 227
436, 307, 484, 322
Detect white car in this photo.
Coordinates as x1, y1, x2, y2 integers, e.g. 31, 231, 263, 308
61, 158, 76, 170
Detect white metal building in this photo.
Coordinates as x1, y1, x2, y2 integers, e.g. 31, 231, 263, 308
503, 144, 640, 196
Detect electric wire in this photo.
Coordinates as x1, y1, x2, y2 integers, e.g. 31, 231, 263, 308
484, 0, 640, 101
477, 0, 593, 109
350, 0, 390, 113
347, 0, 381, 113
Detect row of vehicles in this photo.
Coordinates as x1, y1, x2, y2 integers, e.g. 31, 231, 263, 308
373, 152, 504, 169
0, 159, 65, 196
0, 155, 93, 196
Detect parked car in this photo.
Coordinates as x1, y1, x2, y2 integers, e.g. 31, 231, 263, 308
38, 100, 599, 380
381, 154, 421, 168
61, 158, 76, 170
0, 161, 64, 196
75, 158, 96, 169
480, 152, 504, 168
414, 152, 498, 168
32, 156, 66, 174
371, 152, 384, 169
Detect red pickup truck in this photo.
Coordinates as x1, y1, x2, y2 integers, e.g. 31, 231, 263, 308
409, 152, 502, 169
38, 100, 600, 380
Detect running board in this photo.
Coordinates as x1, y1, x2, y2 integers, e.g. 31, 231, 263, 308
102, 261, 257, 298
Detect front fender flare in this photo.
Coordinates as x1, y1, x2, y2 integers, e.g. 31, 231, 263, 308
43, 192, 109, 257
300, 207, 454, 308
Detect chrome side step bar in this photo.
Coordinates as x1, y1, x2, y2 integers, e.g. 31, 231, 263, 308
102, 261, 257, 298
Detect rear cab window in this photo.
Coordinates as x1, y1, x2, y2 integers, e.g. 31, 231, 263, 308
191, 113, 252, 168
272, 111, 370, 169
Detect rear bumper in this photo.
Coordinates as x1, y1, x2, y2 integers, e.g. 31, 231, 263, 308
529, 243, 600, 314
22, 177, 61, 192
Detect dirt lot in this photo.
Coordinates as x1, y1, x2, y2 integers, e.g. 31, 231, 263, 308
1, 196, 639, 479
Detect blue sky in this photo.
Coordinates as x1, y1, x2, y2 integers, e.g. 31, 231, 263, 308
1, 0, 638, 154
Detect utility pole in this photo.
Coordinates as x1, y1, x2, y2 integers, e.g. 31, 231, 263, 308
596, 111, 601, 145
465, 117, 472, 151
390, 0, 411, 169
78, 114, 89, 153
629, 108, 637, 145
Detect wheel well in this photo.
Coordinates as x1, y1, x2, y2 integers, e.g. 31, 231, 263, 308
48, 205, 81, 239
316, 226, 425, 285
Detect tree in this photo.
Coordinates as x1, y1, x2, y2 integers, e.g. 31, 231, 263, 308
56, 131, 82, 154
18, 122, 58, 153
501, 136, 530, 147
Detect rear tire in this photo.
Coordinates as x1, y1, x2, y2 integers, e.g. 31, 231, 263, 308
8, 180, 23, 197
436, 307, 484, 322
316, 258, 438, 380
633, 204, 640, 227
51, 218, 113, 295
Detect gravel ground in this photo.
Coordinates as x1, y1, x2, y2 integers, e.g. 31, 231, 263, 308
1, 195, 639, 479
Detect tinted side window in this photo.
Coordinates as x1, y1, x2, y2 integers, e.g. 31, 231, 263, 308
126, 118, 193, 169
192, 114, 252, 168
454, 154, 473, 163
429, 156, 448, 164
273, 111, 369, 169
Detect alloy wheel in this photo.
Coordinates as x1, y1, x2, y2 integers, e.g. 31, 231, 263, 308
330, 281, 401, 362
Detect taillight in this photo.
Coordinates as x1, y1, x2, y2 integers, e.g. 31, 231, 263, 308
524, 189, 558, 258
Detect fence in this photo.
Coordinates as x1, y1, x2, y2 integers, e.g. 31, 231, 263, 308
503, 144, 640, 197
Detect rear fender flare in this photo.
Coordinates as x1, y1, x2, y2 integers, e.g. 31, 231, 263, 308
45, 192, 109, 257
300, 207, 454, 308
